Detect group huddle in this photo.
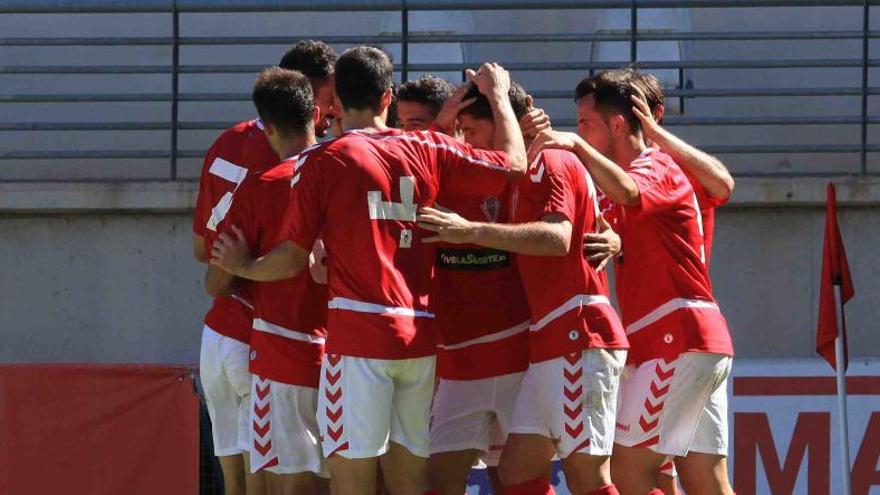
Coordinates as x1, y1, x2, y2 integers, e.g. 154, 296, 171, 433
193, 40, 736, 495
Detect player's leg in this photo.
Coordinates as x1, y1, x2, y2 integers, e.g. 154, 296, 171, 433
558, 349, 627, 495
672, 354, 734, 495
223, 337, 260, 494
264, 471, 321, 495
656, 460, 682, 495
319, 354, 393, 495
384, 356, 436, 495
428, 375, 504, 495
484, 371, 526, 495
201, 326, 249, 495
610, 445, 666, 494
242, 452, 267, 495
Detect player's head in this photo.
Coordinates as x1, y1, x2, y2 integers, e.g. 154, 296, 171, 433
632, 69, 665, 124
252, 67, 317, 156
574, 69, 643, 157
457, 80, 529, 150
279, 40, 338, 137
334, 46, 394, 119
396, 75, 455, 131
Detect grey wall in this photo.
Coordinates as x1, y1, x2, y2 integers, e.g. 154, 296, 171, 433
1, 205, 877, 364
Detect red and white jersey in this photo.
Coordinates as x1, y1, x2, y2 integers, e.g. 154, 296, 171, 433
283, 128, 511, 360
605, 148, 733, 367
432, 184, 530, 380
224, 158, 328, 388
512, 149, 628, 363
193, 119, 279, 344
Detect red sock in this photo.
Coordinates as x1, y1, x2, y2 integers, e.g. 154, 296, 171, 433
504, 477, 556, 495
586, 484, 620, 495
647, 489, 665, 495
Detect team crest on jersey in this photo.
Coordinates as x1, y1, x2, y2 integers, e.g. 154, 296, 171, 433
481, 196, 501, 222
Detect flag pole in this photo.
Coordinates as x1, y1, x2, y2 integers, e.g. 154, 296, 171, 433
834, 283, 852, 495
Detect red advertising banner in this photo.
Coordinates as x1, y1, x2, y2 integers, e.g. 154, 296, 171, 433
0, 364, 199, 495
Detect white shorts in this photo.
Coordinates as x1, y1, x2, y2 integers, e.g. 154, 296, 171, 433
317, 354, 436, 459
200, 325, 251, 456
615, 352, 732, 457
510, 349, 627, 459
249, 376, 328, 477
429, 372, 524, 467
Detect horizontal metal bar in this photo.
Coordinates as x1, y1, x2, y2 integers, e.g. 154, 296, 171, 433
0, 94, 173, 103
5, 58, 879, 75
553, 116, 880, 127
2, 0, 877, 13
0, 150, 170, 159
0, 122, 172, 131
531, 87, 880, 99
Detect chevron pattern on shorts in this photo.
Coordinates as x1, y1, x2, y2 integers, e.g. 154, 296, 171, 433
252, 376, 279, 471
322, 354, 348, 456
633, 358, 676, 448
562, 352, 588, 448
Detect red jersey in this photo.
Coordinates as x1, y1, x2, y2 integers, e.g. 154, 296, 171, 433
606, 149, 733, 367
432, 184, 530, 380
683, 169, 728, 270
225, 158, 328, 388
512, 149, 628, 363
193, 119, 279, 344
283, 128, 511, 360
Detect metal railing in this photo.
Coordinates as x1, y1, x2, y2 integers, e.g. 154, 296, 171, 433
1, 0, 878, 180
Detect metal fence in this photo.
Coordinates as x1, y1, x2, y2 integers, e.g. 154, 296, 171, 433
0, 0, 878, 180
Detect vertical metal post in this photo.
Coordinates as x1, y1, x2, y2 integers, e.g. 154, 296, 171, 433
401, 1, 409, 83
834, 285, 853, 495
170, 0, 180, 180
630, 0, 638, 64
860, 0, 869, 174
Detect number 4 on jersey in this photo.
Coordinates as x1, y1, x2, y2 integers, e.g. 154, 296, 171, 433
368, 176, 417, 248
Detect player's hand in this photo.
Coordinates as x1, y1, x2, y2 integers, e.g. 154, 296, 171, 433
471, 62, 510, 99
210, 226, 252, 277
583, 215, 620, 271
630, 85, 661, 141
527, 129, 581, 163
434, 82, 477, 135
519, 100, 552, 139
417, 206, 476, 244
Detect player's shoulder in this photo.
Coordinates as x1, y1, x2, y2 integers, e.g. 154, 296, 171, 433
260, 158, 295, 183
213, 119, 264, 147
532, 148, 583, 183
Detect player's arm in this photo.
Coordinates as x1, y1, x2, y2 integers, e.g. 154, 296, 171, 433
473, 63, 527, 180
211, 226, 309, 282
631, 87, 734, 200
193, 234, 208, 263
204, 264, 237, 297
528, 131, 640, 206
418, 207, 571, 257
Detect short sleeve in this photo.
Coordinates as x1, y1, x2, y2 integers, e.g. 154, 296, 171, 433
433, 132, 510, 198
282, 151, 327, 251
685, 170, 728, 210
624, 163, 676, 216
538, 152, 577, 222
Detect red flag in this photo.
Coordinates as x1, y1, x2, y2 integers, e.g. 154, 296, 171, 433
816, 182, 855, 370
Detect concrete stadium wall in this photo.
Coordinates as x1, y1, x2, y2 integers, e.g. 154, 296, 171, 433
1, 180, 878, 364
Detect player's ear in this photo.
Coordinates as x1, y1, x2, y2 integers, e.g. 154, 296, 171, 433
653, 104, 665, 125
312, 106, 321, 128
609, 114, 627, 137
525, 94, 534, 109
380, 88, 393, 111
263, 122, 275, 138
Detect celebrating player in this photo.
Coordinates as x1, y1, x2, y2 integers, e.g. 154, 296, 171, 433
192, 39, 338, 495
418, 79, 629, 495
210, 47, 526, 495
528, 69, 735, 495
424, 81, 532, 495
396, 76, 456, 131
205, 67, 329, 495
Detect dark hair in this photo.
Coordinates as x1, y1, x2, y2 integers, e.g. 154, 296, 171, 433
633, 70, 664, 112
335, 46, 394, 113
458, 80, 529, 122
397, 75, 456, 117
574, 69, 642, 132
278, 40, 338, 83
252, 67, 314, 136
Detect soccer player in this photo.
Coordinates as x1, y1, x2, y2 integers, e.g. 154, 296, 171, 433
423, 81, 532, 495
418, 79, 629, 495
528, 70, 735, 495
205, 67, 329, 495
210, 47, 526, 495
192, 40, 338, 495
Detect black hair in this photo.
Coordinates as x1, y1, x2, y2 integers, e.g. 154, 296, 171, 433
278, 40, 338, 83
458, 80, 529, 122
574, 69, 642, 132
335, 46, 394, 113
397, 75, 456, 117
251, 67, 314, 136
